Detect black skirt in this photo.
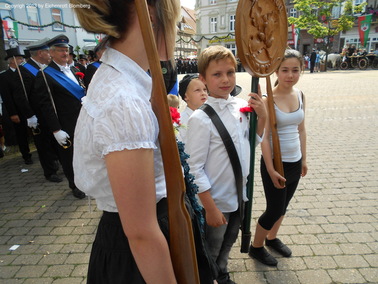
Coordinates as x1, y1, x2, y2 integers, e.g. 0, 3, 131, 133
86, 198, 216, 284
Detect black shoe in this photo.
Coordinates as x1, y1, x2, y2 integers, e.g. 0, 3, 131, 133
24, 157, 33, 165
0, 147, 3, 158
72, 187, 86, 199
266, 238, 292, 257
46, 174, 63, 183
248, 245, 278, 266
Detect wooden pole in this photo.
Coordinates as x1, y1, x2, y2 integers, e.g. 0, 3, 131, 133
266, 76, 285, 186
134, 2, 200, 283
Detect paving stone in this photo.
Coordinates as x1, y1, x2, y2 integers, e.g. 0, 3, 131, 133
265, 270, 300, 284
303, 256, 337, 269
328, 268, 366, 283
1, 71, 377, 283
358, 268, 378, 283
339, 243, 373, 255
296, 270, 332, 284
15, 264, 48, 278
44, 264, 74, 277
333, 255, 370, 268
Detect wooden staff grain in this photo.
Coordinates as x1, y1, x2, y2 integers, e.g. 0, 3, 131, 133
134, 1, 200, 283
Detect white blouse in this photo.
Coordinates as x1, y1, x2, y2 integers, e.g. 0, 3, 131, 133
73, 48, 166, 212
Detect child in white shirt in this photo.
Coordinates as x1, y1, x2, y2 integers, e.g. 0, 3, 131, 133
185, 45, 266, 284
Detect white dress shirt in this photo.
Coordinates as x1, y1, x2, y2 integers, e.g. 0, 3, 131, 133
54, 61, 79, 85
185, 95, 262, 213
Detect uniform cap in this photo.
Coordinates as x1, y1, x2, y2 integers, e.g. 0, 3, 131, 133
4, 47, 26, 60
48, 34, 69, 47
27, 38, 50, 51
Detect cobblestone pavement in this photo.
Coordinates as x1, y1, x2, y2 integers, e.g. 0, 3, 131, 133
1, 70, 377, 284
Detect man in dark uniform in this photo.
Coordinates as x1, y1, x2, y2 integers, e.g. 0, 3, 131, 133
14, 38, 62, 182
310, 48, 317, 73
32, 34, 86, 199
0, 47, 33, 164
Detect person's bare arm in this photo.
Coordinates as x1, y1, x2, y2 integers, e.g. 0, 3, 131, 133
105, 148, 176, 284
199, 190, 227, 227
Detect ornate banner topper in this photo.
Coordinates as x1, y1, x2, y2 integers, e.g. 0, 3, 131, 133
236, 0, 288, 77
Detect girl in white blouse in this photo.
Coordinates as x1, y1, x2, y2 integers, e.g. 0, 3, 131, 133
71, 1, 180, 283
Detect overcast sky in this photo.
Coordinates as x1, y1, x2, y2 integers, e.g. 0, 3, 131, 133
181, 0, 195, 9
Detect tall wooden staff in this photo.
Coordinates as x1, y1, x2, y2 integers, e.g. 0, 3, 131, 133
134, 2, 200, 283
235, 0, 288, 253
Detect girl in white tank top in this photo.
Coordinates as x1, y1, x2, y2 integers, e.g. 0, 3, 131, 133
248, 49, 308, 267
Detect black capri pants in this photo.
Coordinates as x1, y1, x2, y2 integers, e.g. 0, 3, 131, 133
258, 157, 302, 231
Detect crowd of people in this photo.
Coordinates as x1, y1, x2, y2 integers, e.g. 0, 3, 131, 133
1, 0, 308, 282
0, 34, 106, 198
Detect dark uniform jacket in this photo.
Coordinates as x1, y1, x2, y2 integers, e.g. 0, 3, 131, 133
32, 61, 84, 136
84, 61, 100, 89
14, 60, 42, 119
0, 68, 26, 119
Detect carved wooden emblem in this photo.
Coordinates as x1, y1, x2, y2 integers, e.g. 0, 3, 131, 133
236, 0, 288, 77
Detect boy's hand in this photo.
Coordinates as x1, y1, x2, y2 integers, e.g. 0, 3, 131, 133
206, 207, 227, 227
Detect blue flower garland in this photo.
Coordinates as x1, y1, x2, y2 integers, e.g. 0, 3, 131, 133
177, 140, 205, 231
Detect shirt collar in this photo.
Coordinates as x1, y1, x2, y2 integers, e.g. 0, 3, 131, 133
101, 47, 152, 100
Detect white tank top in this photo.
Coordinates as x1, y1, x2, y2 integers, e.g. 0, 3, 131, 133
269, 88, 304, 162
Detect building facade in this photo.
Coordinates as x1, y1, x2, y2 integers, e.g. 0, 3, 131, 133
176, 6, 199, 59
194, 0, 378, 57
1, 0, 100, 53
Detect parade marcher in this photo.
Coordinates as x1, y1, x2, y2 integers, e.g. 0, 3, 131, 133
84, 39, 107, 89
185, 45, 267, 284
71, 0, 182, 283
0, 47, 33, 165
310, 48, 316, 73
14, 38, 62, 182
78, 54, 88, 69
32, 34, 86, 199
248, 49, 307, 266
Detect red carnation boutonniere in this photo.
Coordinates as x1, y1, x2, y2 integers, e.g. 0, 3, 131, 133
240, 106, 254, 113
169, 107, 182, 136
75, 72, 85, 79
169, 106, 181, 125
239, 106, 254, 123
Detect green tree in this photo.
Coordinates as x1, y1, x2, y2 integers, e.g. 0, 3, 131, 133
288, 0, 366, 70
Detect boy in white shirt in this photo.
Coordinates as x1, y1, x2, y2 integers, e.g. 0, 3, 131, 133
178, 74, 208, 142
185, 45, 267, 284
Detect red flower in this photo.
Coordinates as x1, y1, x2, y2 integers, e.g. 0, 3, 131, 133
75, 72, 85, 79
169, 107, 181, 125
240, 106, 254, 113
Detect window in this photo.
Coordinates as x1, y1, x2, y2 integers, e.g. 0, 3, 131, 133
210, 17, 217, 33
51, 8, 64, 31
26, 4, 41, 30
225, 44, 236, 56
230, 15, 235, 32
210, 0, 216, 5
354, 0, 364, 4
0, 1, 12, 19
289, 8, 297, 18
